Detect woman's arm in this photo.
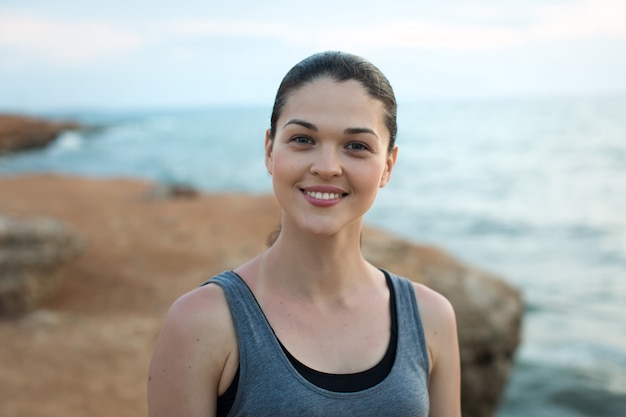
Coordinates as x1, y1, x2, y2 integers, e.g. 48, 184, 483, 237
413, 283, 462, 417
147, 285, 237, 417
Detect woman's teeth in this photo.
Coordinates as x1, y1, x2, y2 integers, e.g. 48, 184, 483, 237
305, 191, 343, 200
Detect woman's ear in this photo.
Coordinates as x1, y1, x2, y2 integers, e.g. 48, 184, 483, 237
265, 129, 274, 176
379, 145, 398, 188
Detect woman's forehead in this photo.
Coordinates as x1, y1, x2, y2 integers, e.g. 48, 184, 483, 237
278, 78, 385, 126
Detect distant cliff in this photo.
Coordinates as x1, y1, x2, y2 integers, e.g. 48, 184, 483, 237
0, 114, 81, 154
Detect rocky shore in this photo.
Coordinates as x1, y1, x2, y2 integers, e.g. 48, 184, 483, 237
0, 114, 81, 154
0, 113, 523, 417
0, 174, 523, 417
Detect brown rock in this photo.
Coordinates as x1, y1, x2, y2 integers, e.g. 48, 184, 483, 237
0, 174, 522, 417
362, 228, 523, 417
0, 216, 85, 315
0, 114, 81, 154
144, 183, 200, 201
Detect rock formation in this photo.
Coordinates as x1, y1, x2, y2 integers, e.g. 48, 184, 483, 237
0, 114, 81, 154
144, 183, 200, 201
362, 229, 523, 417
0, 216, 85, 315
0, 174, 522, 417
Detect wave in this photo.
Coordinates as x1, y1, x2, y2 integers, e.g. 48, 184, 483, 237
501, 343, 626, 417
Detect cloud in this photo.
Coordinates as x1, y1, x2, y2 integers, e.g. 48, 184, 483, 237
531, 0, 626, 40
162, 0, 626, 51
0, 9, 143, 68
164, 18, 281, 38
161, 18, 521, 50
1, 0, 625, 70
311, 0, 626, 50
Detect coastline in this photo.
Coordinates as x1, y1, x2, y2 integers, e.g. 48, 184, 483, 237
0, 114, 81, 154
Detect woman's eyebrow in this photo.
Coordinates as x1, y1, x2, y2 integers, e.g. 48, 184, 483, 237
344, 127, 378, 138
284, 119, 317, 131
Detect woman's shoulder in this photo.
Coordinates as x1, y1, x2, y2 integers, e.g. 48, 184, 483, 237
410, 281, 456, 324
148, 280, 238, 416
161, 279, 236, 346
387, 271, 456, 324
150, 279, 237, 377
408, 281, 461, 415
407, 280, 459, 375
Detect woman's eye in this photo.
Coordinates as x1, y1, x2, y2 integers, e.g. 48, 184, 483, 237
292, 136, 313, 145
346, 142, 369, 151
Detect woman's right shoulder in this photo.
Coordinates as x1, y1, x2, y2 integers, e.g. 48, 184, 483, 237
148, 281, 237, 416
164, 281, 234, 336
151, 280, 237, 376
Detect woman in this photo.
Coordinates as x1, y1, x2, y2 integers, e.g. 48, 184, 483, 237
148, 51, 461, 416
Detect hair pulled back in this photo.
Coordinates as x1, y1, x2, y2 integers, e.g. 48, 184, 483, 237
269, 51, 397, 152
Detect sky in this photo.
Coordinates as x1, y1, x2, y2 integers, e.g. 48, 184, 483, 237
1, 0, 626, 111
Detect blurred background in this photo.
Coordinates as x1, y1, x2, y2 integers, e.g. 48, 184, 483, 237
1, 1, 625, 416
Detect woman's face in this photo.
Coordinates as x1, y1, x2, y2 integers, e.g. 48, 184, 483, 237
266, 77, 398, 237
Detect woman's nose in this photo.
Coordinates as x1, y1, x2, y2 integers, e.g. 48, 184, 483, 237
310, 146, 342, 179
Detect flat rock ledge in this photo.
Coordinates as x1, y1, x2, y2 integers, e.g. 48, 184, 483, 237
0, 216, 85, 315
0, 174, 523, 417
0, 114, 81, 154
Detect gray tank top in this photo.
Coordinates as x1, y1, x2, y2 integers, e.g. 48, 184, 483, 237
210, 270, 430, 416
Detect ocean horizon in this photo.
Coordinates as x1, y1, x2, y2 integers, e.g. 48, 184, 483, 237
2, 94, 626, 416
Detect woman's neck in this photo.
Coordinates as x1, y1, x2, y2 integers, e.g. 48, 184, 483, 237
258, 221, 376, 302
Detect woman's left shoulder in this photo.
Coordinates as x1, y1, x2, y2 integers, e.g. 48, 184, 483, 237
408, 282, 462, 415
409, 280, 460, 376
410, 281, 457, 328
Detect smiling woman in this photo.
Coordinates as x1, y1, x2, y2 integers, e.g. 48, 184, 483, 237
147, 51, 461, 417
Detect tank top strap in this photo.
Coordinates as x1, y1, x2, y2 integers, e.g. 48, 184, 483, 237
384, 270, 431, 379
205, 271, 283, 376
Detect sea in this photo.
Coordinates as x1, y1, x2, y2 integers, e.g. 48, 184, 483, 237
1, 95, 625, 416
